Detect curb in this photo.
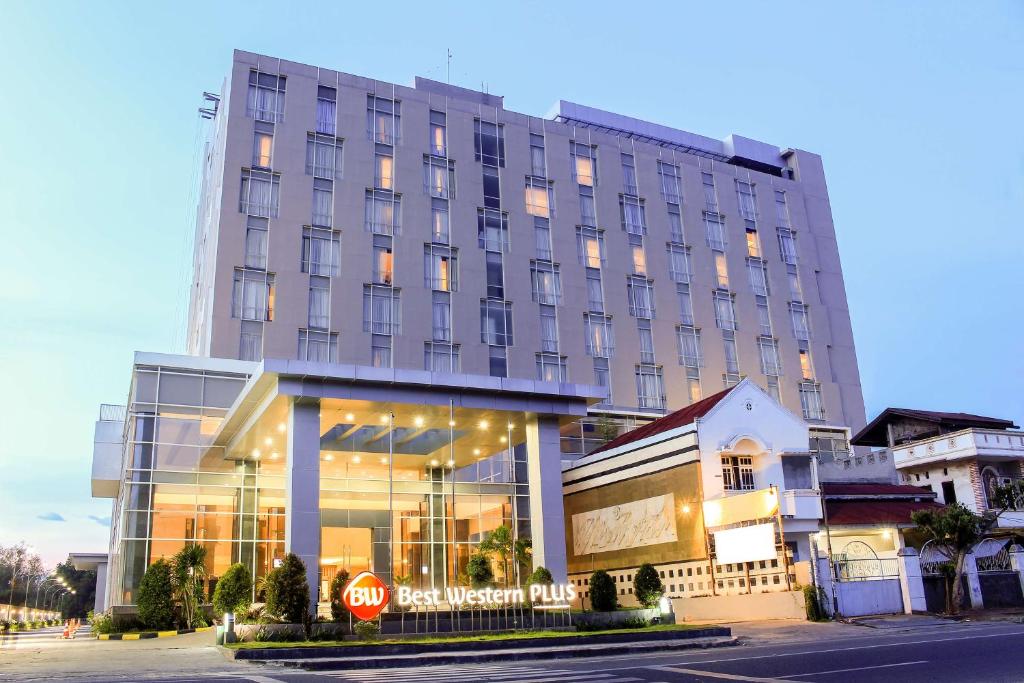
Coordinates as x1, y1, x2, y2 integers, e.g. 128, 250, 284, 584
98, 626, 214, 640
273, 636, 738, 670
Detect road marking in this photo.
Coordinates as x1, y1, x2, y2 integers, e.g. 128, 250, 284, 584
650, 666, 786, 682
778, 659, 927, 678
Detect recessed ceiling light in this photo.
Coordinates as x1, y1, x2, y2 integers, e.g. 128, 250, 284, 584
277, 423, 287, 433
251, 448, 261, 458
447, 459, 454, 467
345, 413, 355, 421
507, 423, 514, 430
430, 459, 439, 467
270, 452, 280, 460
324, 454, 334, 461
478, 420, 489, 430
448, 420, 456, 427
352, 456, 361, 464
380, 457, 388, 464
473, 448, 480, 456
499, 436, 507, 444
264, 437, 273, 446
414, 416, 424, 427
381, 415, 390, 423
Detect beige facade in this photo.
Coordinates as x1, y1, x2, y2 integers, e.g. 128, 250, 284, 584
188, 49, 866, 432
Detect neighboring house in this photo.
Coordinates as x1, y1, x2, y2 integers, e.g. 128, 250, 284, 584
561, 378, 824, 612
852, 409, 1024, 528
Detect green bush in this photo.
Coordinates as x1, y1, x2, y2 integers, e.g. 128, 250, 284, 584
212, 563, 253, 617
620, 616, 649, 629
803, 584, 827, 621
353, 619, 381, 641
588, 570, 618, 612
633, 563, 664, 608
89, 610, 114, 635
526, 566, 553, 586
264, 553, 310, 624
137, 559, 175, 630
467, 552, 494, 588
329, 570, 350, 622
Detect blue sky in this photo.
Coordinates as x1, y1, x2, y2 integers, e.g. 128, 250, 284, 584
1, 1, 1021, 566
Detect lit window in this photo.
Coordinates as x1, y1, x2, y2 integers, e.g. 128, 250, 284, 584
632, 245, 647, 275
577, 227, 604, 268
714, 252, 729, 289
371, 334, 392, 368
799, 349, 813, 380
374, 244, 393, 285
253, 131, 273, 168
375, 154, 394, 190
572, 143, 596, 186
526, 180, 552, 217
746, 229, 761, 258
429, 110, 447, 156
424, 246, 458, 292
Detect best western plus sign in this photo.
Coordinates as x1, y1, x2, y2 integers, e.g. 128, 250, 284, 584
342, 571, 391, 620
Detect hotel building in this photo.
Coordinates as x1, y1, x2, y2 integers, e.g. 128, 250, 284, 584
91, 50, 878, 613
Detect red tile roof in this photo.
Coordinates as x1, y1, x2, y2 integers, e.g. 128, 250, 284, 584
588, 386, 736, 457
821, 482, 936, 498
825, 499, 944, 526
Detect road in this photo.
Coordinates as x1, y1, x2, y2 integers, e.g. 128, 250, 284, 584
3, 619, 1024, 682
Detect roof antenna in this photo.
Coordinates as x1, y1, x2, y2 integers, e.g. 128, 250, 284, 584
447, 48, 452, 85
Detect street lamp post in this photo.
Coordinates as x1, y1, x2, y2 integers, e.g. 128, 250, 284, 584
24, 574, 47, 619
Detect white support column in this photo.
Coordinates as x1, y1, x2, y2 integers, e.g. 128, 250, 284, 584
286, 398, 321, 617
896, 547, 927, 614
526, 414, 568, 582
964, 551, 984, 609
1008, 545, 1024, 599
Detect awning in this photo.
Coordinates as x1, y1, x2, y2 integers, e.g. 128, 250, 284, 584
825, 500, 944, 527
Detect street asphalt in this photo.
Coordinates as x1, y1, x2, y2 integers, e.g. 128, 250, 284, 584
3, 618, 1024, 682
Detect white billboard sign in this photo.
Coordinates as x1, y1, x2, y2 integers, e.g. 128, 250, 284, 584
713, 523, 777, 564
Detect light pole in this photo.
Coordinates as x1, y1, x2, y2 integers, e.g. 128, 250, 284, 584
34, 575, 55, 610
5, 547, 37, 623
42, 584, 60, 618
24, 574, 47, 618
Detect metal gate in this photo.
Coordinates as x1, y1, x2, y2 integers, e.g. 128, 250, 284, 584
975, 539, 1024, 608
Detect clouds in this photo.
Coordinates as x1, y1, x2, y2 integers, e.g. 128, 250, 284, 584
37, 512, 66, 522
88, 515, 111, 527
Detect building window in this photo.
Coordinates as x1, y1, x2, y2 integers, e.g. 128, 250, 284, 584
480, 300, 513, 346
239, 321, 263, 361
423, 156, 455, 199
774, 190, 789, 227
677, 325, 702, 368
577, 227, 605, 268
777, 227, 797, 264
677, 283, 695, 326
713, 291, 737, 330
584, 313, 614, 358
373, 238, 393, 285
758, 337, 781, 377
530, 261, 562, 305
425, 342, 460, 372
539, 304, 559, 352
800, 381, 825, 420
579, 186, 597, 226
627, 276, 655, 318
301, 228, 340, 276
667, 244, 691, 283
367, 95, 400, 144
485, 251, 504, 299
799, 349, 813, 380
571, 142, 596, 186
477, 209, 509, 252
534, 217, 552, 260
746, 227, 761, 258
702, 172, 718, 212
537, 353, 567, 382
431, 198, 450, 244
298, 329, 337, 363
474, 119, 506, 166
594, 358, 611, 405
431, 291, 451, 342
252, 129, 273, 169
723, 333, 740, 385
667, 204, 685, 243
747, 258, 769, 296
658, 161, 682, 203
482, 165, 500, 209
424, 245, 458, 292
530, 133, 546, 177
789, 303, 810, 340
246, 70, 285, 123
232, 269, 274, 321
722, 455, 754, 491
635, 364, 666, 410
244, 217, 268, 270
312, 179, 333, 227
362, 285, 401, 334
375, 152, 394, 190
371, 334, 392, 368
315, 85, 337, 135
704, 212, 727, 250
429, 109, 447, 156
788, 265, 803, 300
365, 190, 400, 235
489, 345, 508, 378
308, 276, 330, 330
714, 252, 730, 289
526, 178, 553, 217
620, 196, 647, 235
631, 242, 647, 275
736, 179, 757, 220
757, 298, 773, 336
239, 170, 280, 218
638, 319, 655, 363
306, 133, 342, 179
621, 153, 638, 195
586, 268, 604, 313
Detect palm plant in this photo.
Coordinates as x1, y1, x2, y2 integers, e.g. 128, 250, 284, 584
171, 544, 207, 628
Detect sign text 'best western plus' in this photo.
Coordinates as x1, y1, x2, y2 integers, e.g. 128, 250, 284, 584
342, 570, 576, 620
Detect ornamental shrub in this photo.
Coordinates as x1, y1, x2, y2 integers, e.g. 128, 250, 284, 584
264, 553, 310, 624
329, 569, 350, 622
212, 563, 253, 617
526, 566, 553, 586
633, 563, 664, 608
353, 619, 380, 641
467, 552, 494, 588
588, 570, 617, 612
137, 559, 175, 630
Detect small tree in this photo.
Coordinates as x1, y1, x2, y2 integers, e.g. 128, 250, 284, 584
912, 503, 983, 615
329, 569, 350, 622
171, 544, 207, 628
526, 566, 553, 587
589, 570, 617, 612
264, 553, 310, 624
137, 559, 175, 630
633, 563, 664, 608
466, 552, 494, 588
212, 563, 253, 618
479, 526, 514, 587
